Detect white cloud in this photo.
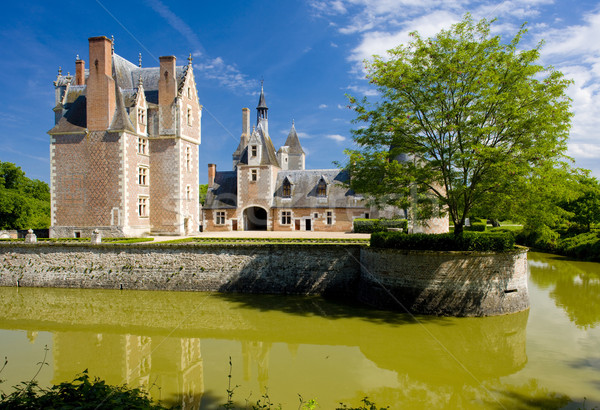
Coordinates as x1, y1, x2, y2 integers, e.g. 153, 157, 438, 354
319, 104, 328, 109
346, 84, 378, 96
568, 143, 600, 159
326, 134, 347, 142
348, 10, 459, 63
194, 57, 252, 90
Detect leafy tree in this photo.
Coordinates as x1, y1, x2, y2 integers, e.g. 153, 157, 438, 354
199, 183, 208, 206
562, 173, 600, 231
345, 15, 573, 235
0, 161, 50, 230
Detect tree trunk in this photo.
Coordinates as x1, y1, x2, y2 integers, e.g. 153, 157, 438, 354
454, 222, 464, 236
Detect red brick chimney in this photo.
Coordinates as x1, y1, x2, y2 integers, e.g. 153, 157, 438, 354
208, 164, 216, 188
159, 56, 177, 106
75, 57, 85, 86
86, 36, 115, 131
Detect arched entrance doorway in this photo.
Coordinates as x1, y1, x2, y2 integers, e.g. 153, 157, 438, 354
244, 206, 268, 230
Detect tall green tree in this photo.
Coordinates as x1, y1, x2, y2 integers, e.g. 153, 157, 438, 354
345, 15, 573, 235
0, 161, 50, 229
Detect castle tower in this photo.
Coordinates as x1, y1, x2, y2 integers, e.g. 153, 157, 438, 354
49, 37, 201, 238
279, 121, 305, 170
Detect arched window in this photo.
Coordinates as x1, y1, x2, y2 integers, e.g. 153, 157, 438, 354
282, 179, 291, 197
316, 178, 327, 197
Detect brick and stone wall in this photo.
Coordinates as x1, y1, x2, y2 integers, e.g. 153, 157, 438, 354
0, 244, 360, 298
0, 244, 529, 316
358, 247, 529, 316
51, 131, 123, 237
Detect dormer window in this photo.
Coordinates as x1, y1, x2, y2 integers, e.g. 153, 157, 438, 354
138, 108, 145, 125
251, 145, 258, 157
317, 178, 327, 197
282, 179, 292, 197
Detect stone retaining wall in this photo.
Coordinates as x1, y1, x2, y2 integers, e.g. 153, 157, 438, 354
359, 247, 529, 316
0, 243, 529, 316
0, 243, 360, 297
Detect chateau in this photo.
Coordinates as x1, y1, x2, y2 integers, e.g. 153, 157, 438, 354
49, 36, 446, 236
49, 36, 201, 237
202, 84, 370, 232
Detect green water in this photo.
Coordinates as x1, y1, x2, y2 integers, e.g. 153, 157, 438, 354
0, 252, 598, 409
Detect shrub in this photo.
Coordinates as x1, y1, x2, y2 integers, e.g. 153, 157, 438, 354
353, 218, 407, 233
371, 231, 516, 252
0, 371, 168, 409
556, 232, 600, 261
465, 222, 486, 232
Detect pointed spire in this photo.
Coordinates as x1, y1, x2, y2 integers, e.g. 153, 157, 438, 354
138, 53, 142, 67
58, 66, 62, 76
188, 53, 193, 66
284, 120, 305, 155
256, 80, 268, 125
138, 74, 143, 88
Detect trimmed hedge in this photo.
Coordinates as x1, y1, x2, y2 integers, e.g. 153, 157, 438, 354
353, 218, 408, 233
465, 222, 486, 232
371, 231, 516, 252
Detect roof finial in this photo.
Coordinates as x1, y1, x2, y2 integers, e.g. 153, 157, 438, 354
292, 119, 295, 126
188, 53, 193, 66
138, 74, 143, 88
138, 53, 142, 67
58, 66, 62, 76
111, 35, 115, 54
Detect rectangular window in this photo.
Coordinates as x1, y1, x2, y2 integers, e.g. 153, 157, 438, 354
314, 213, 318, 219
138, 197, 148, 217
138, 167, 148, 185
281, 211, 292, 225
251, 145, 257, 157
137, 137, 147, 154
186, 185, 191, 200
187, 108, 192, 126
365, 213, 370, 219
216, 211, 226, 225
251, 169, 258, 182
326, 211, 333, 225
186, 147, 191, 171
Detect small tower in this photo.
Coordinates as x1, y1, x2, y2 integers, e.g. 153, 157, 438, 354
281, 121, 305, 170
256, 80, 268, 135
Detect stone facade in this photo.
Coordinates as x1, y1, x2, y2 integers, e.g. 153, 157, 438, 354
0, 243, 528, 316
49, 36, 201, 238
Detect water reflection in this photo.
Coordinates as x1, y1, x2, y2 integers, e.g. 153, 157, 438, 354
0, 286, 530, 409
2, 253, 600, 409
528, 252, 600, 329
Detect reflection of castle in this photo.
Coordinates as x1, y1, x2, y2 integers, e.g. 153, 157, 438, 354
52, 332, 204, 409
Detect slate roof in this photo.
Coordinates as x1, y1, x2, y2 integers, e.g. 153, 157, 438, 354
283, 123, 305, 155
49, 53, 189, 134
238, 123, 280, 167
273, 169, 364, 208
204, 171, 238, 209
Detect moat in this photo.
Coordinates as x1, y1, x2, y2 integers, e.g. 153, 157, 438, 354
0, 252, 598, 409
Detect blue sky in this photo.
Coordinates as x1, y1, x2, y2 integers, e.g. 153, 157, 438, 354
1, 0, 600, 184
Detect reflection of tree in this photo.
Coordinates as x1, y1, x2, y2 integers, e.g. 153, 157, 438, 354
529, 253, 600, 329
489, 378, 570, 410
